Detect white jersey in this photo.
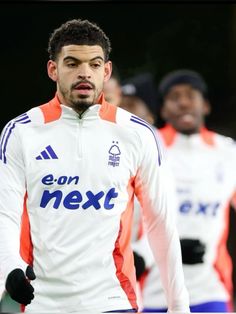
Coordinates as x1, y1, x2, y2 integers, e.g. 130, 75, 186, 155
0, 95, 189, 313
142, 124, 236, 309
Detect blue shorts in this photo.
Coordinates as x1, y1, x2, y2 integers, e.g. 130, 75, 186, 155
142, 301, 229, 312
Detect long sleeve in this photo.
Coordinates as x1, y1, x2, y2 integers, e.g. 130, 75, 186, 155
134, 126, 190, 313
0, 121, 28, 282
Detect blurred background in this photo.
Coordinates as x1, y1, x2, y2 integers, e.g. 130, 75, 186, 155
1, 2, 236, 136
1, 0, 236, 303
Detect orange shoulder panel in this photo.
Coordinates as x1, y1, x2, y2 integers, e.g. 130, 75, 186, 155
39, 94, 62, 123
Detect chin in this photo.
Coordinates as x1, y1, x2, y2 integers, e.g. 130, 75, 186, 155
178, 128, 198, 135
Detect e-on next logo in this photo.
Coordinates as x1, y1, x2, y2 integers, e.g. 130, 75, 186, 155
39, 174, 118, 210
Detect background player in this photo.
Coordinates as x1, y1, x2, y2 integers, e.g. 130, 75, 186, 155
141, 69, 236, 312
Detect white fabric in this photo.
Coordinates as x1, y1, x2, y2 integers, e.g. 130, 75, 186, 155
0, 102, 189, 313
142, 130, 236, 308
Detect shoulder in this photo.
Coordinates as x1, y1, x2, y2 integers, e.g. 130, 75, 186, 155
116, 107, 163, 165
214, 132, 236, 148
1, 96, 61, 135
116, 106, 157, 138
1, 106, 45, 135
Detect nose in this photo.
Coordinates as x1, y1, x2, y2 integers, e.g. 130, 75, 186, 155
177, 94, 192, 109
77, 63, 91, 80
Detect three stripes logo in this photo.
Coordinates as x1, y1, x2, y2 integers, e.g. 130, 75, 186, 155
36, 145, 58, 160
130, 115, 162, 166
0, 113, 31, 164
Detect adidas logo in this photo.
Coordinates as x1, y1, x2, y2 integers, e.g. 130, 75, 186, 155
36, 145, 58, 160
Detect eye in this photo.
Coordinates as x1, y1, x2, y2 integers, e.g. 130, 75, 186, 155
91, 62, 101, 68
67, 62, 77, 68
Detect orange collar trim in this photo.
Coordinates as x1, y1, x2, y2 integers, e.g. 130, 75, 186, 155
160, 124, 215, 146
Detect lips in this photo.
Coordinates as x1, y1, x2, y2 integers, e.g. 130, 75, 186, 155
74, 83, 93, 90
73, 82, 93, 96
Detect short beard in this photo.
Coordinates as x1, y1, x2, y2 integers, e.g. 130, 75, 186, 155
70, 99, 93, 115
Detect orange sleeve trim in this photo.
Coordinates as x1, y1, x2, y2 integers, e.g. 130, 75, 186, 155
159, 124, 176, 146
20, 193, 33, 266
39, 94, 62, 123
112, 177, 138, 309
213, 203, 233, 299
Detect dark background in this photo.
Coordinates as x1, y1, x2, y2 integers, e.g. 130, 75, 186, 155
1, 2, 236, 135
1, 0, 236, 305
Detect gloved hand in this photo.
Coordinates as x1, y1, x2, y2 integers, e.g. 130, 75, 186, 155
133, 251, 146, 280
180, 238, 206, 264
5, 265, 36, 305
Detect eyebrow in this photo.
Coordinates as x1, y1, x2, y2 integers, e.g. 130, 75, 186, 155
63, 56, 104, 62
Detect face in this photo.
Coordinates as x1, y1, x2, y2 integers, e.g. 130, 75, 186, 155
47, 45, 112, 113
103, 77, 122, 106
161, 84, 210, 134
120, 95, 154, 125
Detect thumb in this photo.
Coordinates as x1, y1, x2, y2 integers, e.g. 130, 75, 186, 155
26, 265, 36, 281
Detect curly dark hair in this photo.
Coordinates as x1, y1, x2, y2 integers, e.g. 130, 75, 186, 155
48, 19, 112, 62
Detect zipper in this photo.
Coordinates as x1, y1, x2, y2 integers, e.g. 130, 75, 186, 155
77, 118, 83, 159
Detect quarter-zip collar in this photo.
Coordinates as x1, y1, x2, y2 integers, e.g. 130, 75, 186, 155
39, 92, 114, 123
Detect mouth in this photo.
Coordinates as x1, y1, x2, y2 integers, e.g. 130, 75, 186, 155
73, 83, 93, 96
178, 113, 195, 123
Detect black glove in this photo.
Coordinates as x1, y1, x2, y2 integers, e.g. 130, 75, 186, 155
133, 251, 146, 280
5, 265, 36, 305
180, 238, 206, 264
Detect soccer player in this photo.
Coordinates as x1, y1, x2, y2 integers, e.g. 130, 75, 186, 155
0, 19, 190, 313
141, 69, 236, 313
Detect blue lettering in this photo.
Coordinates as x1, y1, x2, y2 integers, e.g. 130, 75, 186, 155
42, 174, 80, 186
40, 175, 119, 211
63, 191, 83, 209
212, 202, 220, 216
82, 191, 104, 210
104, 188, 118, 209
179, 200, 221, 216
42, 174, 54, 185
179, 201, 192, 214
58, 176, 68, 185
40, 190, 62, 209
67, 176, 79, 185
196, 203, 209, 215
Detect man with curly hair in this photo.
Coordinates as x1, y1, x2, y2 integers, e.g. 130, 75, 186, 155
0, 19, 189, 313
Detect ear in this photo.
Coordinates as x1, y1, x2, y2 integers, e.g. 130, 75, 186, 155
203, 100, 211, 116
104, 61, 112, 83
47, 60, 58, 82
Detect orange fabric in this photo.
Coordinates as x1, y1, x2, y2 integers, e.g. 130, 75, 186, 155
20, 193, 33, 266
98, 92, 117, 123
112, 176, 138, 309
159, 124, 176, 146
137, 217, 144, 240
40, 92, 116, 124
160, 124, 216, 146
200, 127, 215, 146
39, 94, 62, 123
213, 203, 233, 304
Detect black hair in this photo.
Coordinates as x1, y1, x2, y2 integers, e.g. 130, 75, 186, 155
48, 19, 112, 62
158, 69, 208, 105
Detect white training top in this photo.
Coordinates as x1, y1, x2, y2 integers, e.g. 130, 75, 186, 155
142, 124, 236, 309
0, 95, 189, 313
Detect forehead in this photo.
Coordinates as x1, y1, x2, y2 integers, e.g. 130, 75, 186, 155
166, 84, 201, 96
58, 44, 105, 60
